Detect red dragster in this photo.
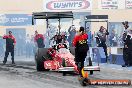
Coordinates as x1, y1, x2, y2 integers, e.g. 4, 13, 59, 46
35, 43, 100, 75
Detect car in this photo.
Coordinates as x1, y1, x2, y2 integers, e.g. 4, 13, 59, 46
35, 43, 100, 76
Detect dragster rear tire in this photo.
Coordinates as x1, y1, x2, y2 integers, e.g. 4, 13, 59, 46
35, 48, 49, 71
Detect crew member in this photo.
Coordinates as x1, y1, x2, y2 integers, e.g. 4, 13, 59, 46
3, 31, 16, 64
72, 27, 89, 77
122, 28, 132, 67
51, 32, 63, 44
96, 26, 109, 63
122, 21, 131, 67
34, 31, 45, 48
57, 34, 62, 44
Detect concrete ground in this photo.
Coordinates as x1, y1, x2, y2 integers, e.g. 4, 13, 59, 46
0, 56, 132, 88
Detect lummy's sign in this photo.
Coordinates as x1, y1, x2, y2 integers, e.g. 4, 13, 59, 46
44, 0, 92, 11
99, 0, 118, 9
0, 14, 32, 26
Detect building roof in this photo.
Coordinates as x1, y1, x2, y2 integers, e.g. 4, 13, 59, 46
32, 11, 73, 19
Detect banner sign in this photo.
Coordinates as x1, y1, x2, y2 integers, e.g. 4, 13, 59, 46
43, 0, 92, 11
125, 0, 132, 9
0, 14, 32, 26
100, 0, 118, 9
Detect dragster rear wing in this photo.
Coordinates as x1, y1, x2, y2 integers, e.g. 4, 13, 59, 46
58, 66, 100, 72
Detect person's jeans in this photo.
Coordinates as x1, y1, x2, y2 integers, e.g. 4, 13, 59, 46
3, 50, 14, 63
98, 42, 108, 62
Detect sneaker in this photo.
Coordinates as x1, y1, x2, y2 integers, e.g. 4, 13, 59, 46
78, 76, 83, 80
12, 62, 15, 65
122, 64, 127, 67
127, 64, 131, 67
3, 61, 6, 65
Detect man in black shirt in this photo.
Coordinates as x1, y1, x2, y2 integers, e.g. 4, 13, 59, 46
96, 26, 109, 63
3, 31, 16, 64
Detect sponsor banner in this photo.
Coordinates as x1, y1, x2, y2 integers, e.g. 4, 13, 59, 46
43, 0, 92, 11
126, 0, 132, 9
0, 14, 32, 26
99, 0, 118, 9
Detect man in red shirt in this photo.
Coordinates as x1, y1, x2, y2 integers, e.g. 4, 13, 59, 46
72, 27, 89, 76
3, 31, 16, 65
34, 31, 45, 48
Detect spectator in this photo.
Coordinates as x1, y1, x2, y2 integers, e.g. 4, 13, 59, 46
86, 27, 92, 47
17, 34, 24, 56
96, 26, 109, 63
26, 34, 32, 58
122, 28, 132, 67
68, 25, 76, 46
109, 29, 116, 46
34, 31, 45, 48
0, 36, 4, 57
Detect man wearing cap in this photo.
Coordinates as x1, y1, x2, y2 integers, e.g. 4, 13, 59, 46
68, 25, 76, 46
34, 31, 45, 48
122, 28, 132, 67
3, 31, 16, 64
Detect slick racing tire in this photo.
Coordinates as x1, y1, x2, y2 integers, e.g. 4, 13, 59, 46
35, 48, 49, 71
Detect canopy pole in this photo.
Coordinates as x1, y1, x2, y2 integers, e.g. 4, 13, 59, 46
58, 18, 60, 35
46, 19, 48, 29
72, 18, 74, 25
32, 16, 34, 25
